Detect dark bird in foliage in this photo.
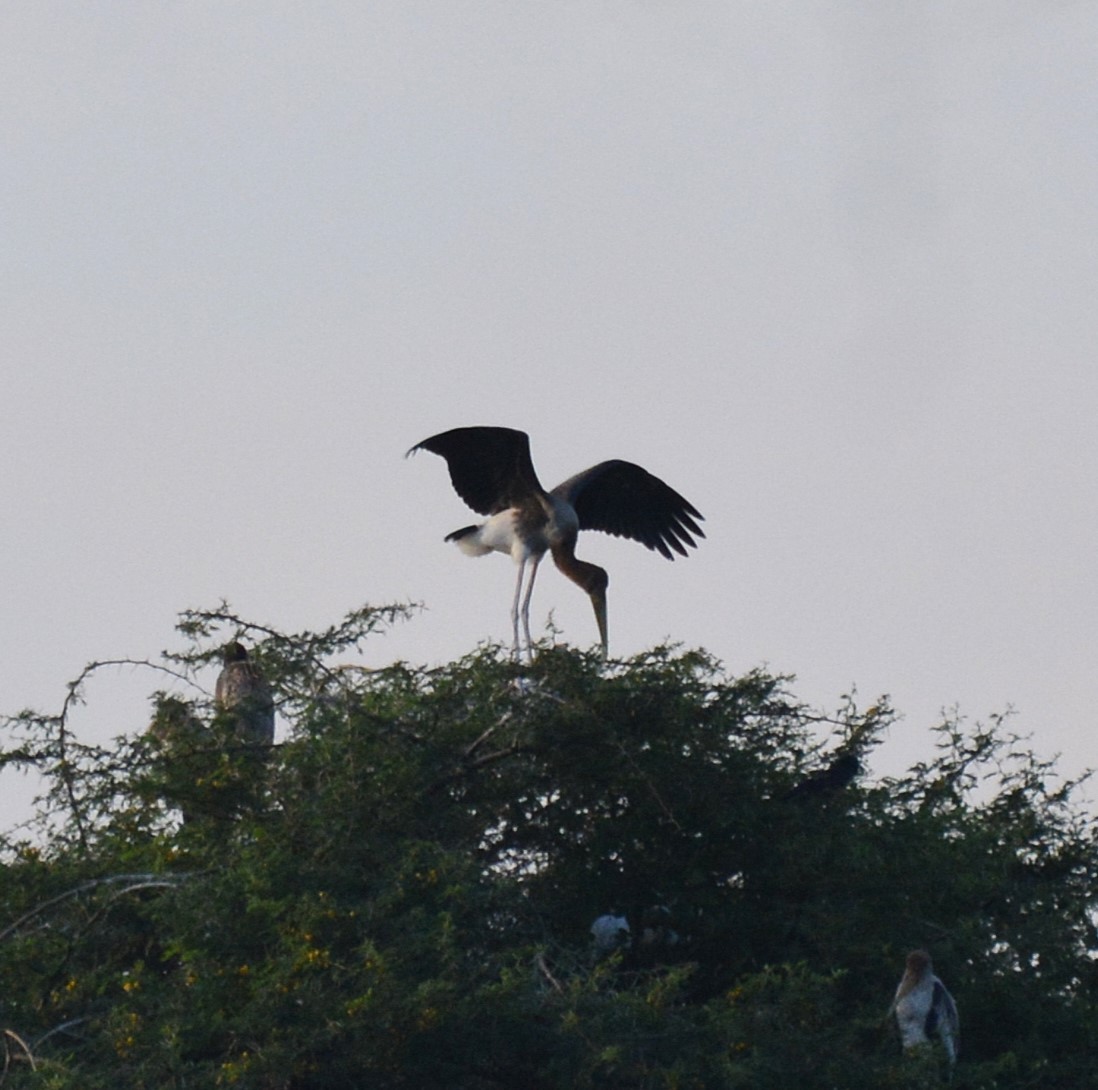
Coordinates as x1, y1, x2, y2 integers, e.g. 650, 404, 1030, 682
215, 642, 275, 748
147, 695, 204, 748
783, 752, 862, 802
635, 904, 681, 965
146, 695, 210, 825
639, 904, 680, 949
408, 426, 704, 659
890, 949, 960, 1067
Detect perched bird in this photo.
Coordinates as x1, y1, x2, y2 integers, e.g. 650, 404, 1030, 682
783, 753, 862, 802
215, 642, 275, 748
591, 913, 631, 957
147, 695, 204, 748
146, 696, 210, 825
890, 949, 960, 1067
408, 426, 704, 659
638, 904, 681, 950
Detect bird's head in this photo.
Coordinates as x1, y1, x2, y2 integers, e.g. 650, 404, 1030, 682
906, 950, 932, 975
550, 550, 609, 658
223, 641, 249, 664
579, 564, 609, 659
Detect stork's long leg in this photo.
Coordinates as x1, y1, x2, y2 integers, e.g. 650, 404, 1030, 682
519, 553, 542, 659
510, 557, 527, 660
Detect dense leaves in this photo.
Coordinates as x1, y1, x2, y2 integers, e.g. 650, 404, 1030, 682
0, 605, 1095, 1088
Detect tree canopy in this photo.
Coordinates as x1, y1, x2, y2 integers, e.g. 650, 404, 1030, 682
0, 604, 1095, 1088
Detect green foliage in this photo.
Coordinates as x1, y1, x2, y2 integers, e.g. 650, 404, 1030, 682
0, 604, 1096, 1088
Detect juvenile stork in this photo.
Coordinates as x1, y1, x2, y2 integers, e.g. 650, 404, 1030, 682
408, 426, 704, 659
215, 641, 275, 748
890, 949, 960, 1067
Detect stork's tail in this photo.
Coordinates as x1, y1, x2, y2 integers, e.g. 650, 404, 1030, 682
444, 524, 493, 557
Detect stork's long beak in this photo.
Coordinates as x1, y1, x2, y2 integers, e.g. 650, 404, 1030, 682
589, 587, 608, 660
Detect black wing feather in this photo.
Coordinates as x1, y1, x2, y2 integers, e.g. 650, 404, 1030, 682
552, 460, 705, 559
408, 426, 544, 515
928, 978, 959, 1040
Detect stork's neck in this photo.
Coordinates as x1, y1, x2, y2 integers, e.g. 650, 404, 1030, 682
895, 957, 931, 1000
551, 542, 607, 594
551, 541, 609, 658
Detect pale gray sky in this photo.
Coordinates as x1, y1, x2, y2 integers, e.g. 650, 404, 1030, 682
3, 3, 1098, 829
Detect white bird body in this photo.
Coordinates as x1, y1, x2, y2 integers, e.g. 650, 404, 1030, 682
591, 914, 631, 955
451, 499, 578, 560
891, 950, 959, 1066
409, 426, 703, 659
448, 511, 516, 558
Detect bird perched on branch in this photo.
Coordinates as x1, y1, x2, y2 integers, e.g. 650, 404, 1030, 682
147, 695, 204, 748
408, 426, 704, 659
890, 949, 960, 1067
591, 913, 631, 958
215, 641, 275, 749
783, 752, 862, 802
146, 696, 205, 823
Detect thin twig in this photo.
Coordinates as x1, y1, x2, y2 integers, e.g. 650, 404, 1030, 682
33, 1016, 91, 1051
0, 874, 187, 943
536, 952, 564, 994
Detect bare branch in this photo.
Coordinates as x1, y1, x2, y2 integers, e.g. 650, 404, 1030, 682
1, 1028, 36, 1079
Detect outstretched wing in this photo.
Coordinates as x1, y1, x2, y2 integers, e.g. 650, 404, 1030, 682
408, 426, 544, 515
552, 460, 705, 559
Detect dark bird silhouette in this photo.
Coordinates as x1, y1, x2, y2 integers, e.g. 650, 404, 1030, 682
146, 695, 211, 825
215, 642, 275, 748
634, 903, 682, 966
638, 904, 680, 949
890, 949, 960, 1067
147, 695, 204, 748
408, 426, 704, 658
783, 753, 862, 802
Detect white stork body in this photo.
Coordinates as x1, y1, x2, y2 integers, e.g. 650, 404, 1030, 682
446, 510, 523, 558
409, 426, 704, 659
448, 496, 581, 653
891, 950, 960, 1067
